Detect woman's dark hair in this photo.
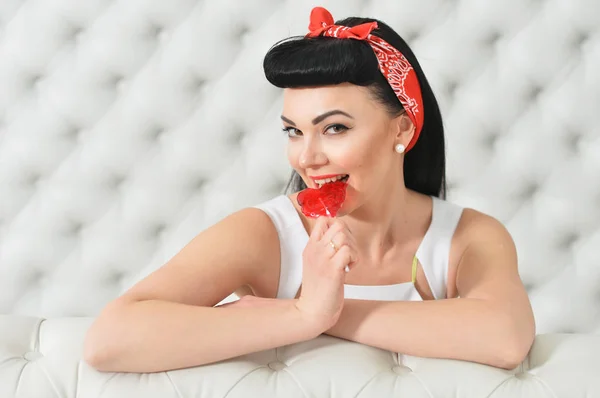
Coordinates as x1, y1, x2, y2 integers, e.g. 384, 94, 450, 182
263, 16, 447, 199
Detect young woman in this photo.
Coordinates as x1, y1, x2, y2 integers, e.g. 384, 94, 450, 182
84, 7, 535, 373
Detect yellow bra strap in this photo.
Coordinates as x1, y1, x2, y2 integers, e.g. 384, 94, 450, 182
411, 256, 418, 284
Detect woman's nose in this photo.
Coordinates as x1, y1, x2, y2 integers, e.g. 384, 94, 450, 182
298, 140, 327, 169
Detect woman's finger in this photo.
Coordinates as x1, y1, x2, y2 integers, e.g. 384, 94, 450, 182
326, 230, 351, 255
309, 215, 334, 242
319, 219, 346, 245
332, 245, 358, 272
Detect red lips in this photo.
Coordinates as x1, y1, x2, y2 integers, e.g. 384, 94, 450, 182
297, 180, 348, 218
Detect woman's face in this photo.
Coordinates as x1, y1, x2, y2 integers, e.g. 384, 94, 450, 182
281, 83, 410, 215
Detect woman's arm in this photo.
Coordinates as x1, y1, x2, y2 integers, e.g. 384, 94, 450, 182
324, 214, 536, 370
324, 298, 528, 370
83, 208, 319, 373
85, 297, 319, 373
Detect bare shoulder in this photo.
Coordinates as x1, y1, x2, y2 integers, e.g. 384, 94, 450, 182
455, 207, 514, 245
114, 206, 282, 308
447, 206, 516, 298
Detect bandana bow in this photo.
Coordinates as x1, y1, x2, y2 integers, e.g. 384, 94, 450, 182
306, 7, 424, 152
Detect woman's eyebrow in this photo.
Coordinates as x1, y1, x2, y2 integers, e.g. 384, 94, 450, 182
280, 110, 354, 126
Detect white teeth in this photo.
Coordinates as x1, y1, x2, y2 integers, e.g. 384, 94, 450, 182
314, 174, 348, 188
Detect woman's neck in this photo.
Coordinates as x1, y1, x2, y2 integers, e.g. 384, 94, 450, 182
341, 185, 430, 267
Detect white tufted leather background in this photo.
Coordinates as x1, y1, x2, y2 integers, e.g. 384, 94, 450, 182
1, 0, 599, 396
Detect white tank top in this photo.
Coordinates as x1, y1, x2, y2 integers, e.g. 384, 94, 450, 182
252, 195, 464, 301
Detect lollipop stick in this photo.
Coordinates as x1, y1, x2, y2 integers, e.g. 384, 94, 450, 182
318, 198, 332, 217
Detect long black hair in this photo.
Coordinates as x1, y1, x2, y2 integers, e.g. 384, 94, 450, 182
263, 16, 447, 199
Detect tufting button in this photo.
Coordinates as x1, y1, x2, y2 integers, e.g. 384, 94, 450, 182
485, 133, 499, 150
447, 81, 458, 98
30, 74, 42, 89
69, 222, 84, 235
111, 175, 127, 190
567, 132, 582, 153
30, 271, 46, 287
109, 74, 125, 90
116, 78, 128, 92
110, 271, 126, 284
188, 177, 206, 193
67, 126, 80, 140
528, 86, 542, 102
71, 26, 84, 42
23, 351, 43, 362
560, 233, 579, 250
152, 224, 166, 238
147, 126, 165, 141
392, 365, 412, 375
268, 361, 287, 371
237, 26, 249, 41
190, 76, 206, 93
486, 31, 502, 47
149, 24, 160, 35
27, 173, 42, 187
230, 130, 245, 147
575, 32, 589, 48
403, 31, 418, 43
519, 182, 539, 200
523, 282, 535, 292
148, 24, 165, 40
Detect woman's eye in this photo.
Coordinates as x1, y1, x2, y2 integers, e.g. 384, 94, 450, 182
282, 127, 301, 137
282, 124, 348, 137
325, 124, 349, 135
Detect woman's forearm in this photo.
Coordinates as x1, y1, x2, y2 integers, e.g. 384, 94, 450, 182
325, 298, 534, 370
83, 298, 320, 373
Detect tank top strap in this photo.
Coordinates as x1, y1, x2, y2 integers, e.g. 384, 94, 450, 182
415, 196, 464, 300
411, 255, 418, 284
252, 195, 307, 299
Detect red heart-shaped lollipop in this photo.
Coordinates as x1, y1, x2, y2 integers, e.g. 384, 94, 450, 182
297, 180, 348, 218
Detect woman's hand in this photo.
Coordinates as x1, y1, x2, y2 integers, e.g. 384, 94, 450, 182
295, 216, 359, 331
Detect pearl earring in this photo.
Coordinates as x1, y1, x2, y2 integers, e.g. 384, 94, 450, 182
395, 144, 405, 154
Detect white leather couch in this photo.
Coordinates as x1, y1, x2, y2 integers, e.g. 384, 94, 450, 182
1, 1, 599, 396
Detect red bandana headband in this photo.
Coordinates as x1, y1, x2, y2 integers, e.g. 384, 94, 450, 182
306, 7, 424, 152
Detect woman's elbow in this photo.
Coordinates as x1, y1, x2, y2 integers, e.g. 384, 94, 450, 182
82, 316, 119, 371
496, 325, 536, 370
82, 303, 127, 371
82, 330, 112, 371
493, 345, 529, 370
83, 345, 107, 371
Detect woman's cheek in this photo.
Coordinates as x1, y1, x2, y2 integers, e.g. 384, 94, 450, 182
287, 144, 299, 168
